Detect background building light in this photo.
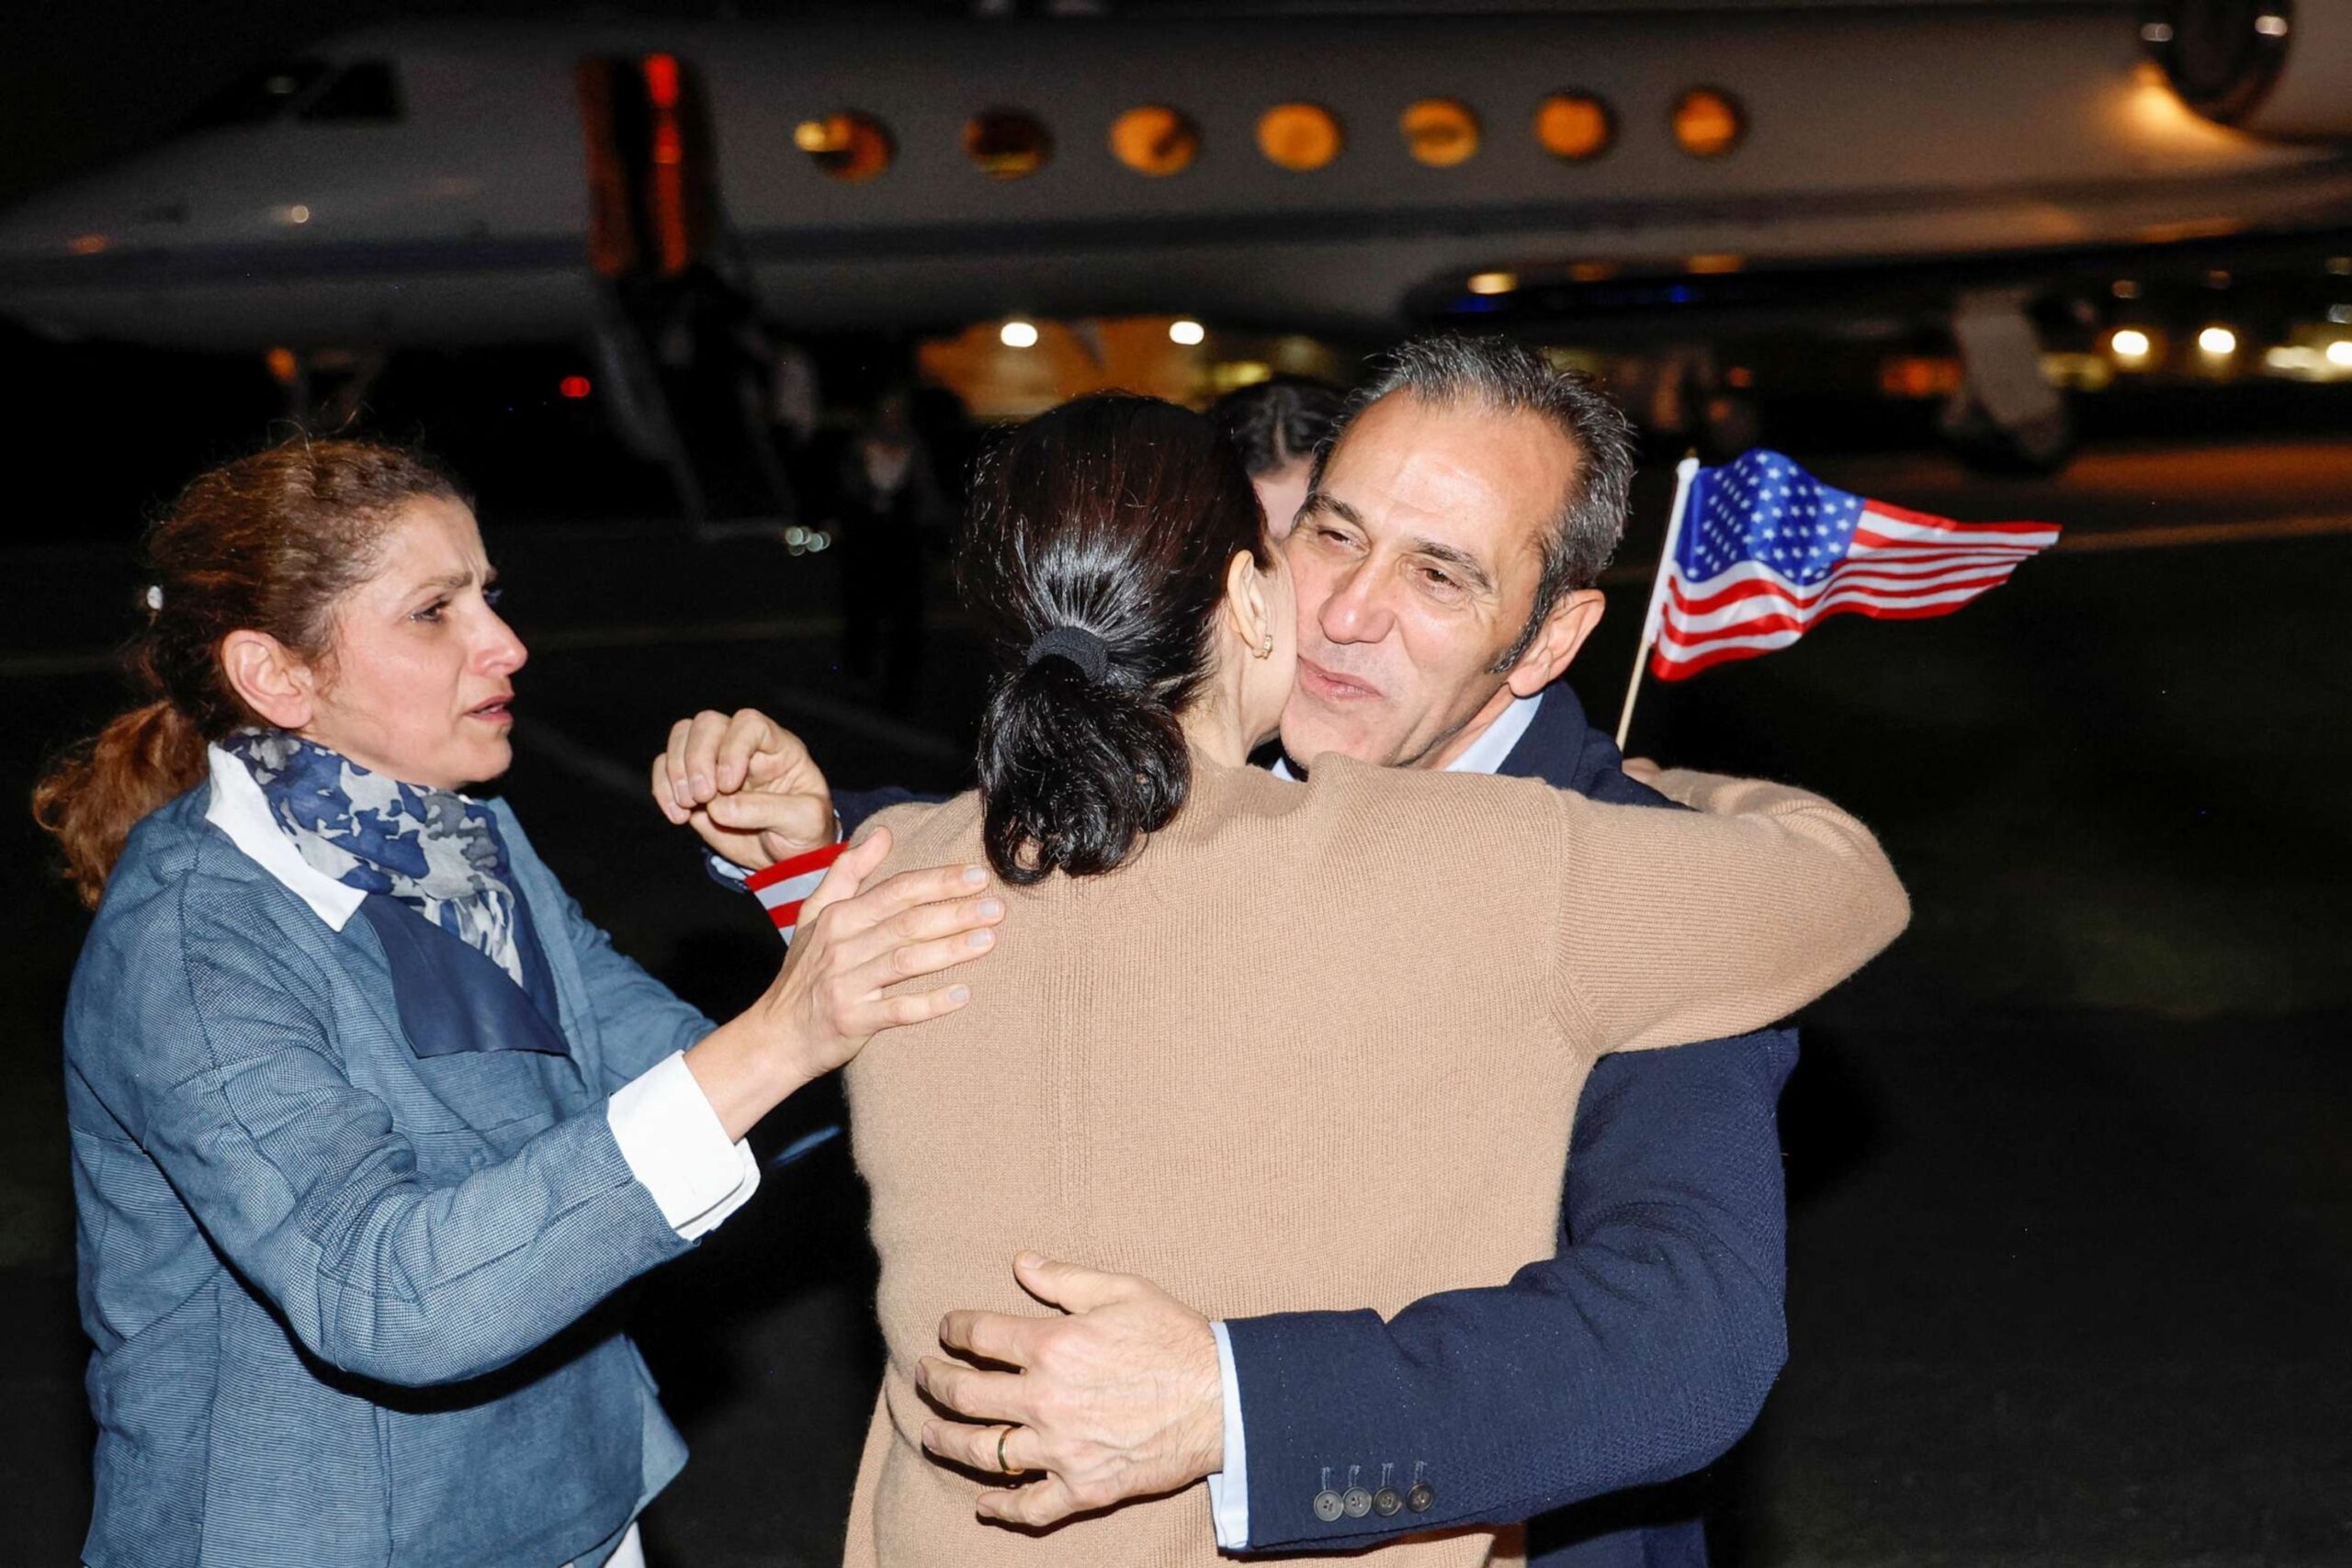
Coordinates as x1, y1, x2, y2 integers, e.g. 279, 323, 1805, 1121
2254, 13, 2289, 36
1466, 271, 1517, 296
1168, 319, 1205, 346
2109, 329, 2153, 361
2198, 325, 2238, 355
558, 375, 592, 400
2329, 341, 2352, 367
1000, 320, 1040, 349
2111, 279, 2142, 299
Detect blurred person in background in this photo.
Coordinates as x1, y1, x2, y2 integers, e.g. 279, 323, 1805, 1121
833, 386, 951, 713
1210, 373, 1346, 540
31, 439, 1001, 1568
665, 335, 1815, 1567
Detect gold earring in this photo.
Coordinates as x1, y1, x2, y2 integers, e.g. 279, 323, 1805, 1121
1256, 632, 1274, 660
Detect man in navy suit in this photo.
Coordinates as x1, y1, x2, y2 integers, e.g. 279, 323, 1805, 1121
662, 336, 1797, 1565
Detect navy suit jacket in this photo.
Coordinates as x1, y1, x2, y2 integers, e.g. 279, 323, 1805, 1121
835, 683, 1796, 1567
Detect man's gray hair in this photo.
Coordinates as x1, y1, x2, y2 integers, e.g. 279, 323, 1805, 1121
1318, 333, 1637, 671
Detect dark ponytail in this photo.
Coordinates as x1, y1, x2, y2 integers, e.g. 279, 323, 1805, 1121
964, 393, 1266, 884
32, 437, 464, 908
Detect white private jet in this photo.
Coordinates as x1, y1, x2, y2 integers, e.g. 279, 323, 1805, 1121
1, 0, 2346, 471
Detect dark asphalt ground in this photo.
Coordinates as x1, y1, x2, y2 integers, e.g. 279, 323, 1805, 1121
3, 435, 2347, 1565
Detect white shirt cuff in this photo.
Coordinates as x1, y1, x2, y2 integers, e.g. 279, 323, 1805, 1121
607, 1051, 761, 1241
1205, 1320, 1250, 1551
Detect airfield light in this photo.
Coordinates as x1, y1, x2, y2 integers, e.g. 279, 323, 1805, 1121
2111, 279, 2141, 299
1257, 103, 1344, 172
1671, 88, 1744, 158
965, 110, 1053, 180
1169, 319, 1206, 346
1111, 106, 1200, 176
67, 233, 109, 256
1401, 98, 1480, 167
2331, 305, 2352, 323
286, 204, 311, 225
1535, 93, 1613, 161
559, 375, 592, 400
2329, 341, 2352, 368
2198, 325, 2237, 355
796, 112, 894, 183
265, 347, 300, 387
2329, 256, 2352, 276
1466, 271, 1517, 296
2109, 329, 2153, 362
2254, 14, 2289, 37
2140, 20, 2173, 42
1000, 320, 1040, 349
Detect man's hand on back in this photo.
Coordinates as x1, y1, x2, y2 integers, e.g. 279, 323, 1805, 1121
650, 707, 835, 871
917, 1252, 1226, 1528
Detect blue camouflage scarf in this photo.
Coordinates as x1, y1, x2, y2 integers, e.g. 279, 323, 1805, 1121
220, 728, 526, 987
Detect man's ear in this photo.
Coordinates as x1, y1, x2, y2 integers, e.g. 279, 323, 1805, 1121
220, 629, 317, 729
1221, 548, 1270, 653
1502, 588, 1606, 698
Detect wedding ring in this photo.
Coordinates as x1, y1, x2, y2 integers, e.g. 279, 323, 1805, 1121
997, 1425, 1019, 1474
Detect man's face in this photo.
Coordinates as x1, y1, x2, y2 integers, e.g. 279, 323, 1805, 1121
1279, 392, 1578, 769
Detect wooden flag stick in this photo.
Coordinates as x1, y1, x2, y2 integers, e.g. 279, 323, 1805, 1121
1615, 453, 1701, 752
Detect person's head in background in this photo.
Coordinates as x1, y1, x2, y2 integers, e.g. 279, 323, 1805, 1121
34, 439, 525, 907
1280, 333, 1636, 772
1209, 374, 1345, 541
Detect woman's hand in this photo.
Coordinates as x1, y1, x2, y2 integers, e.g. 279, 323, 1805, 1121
684, 828, 1003, 1138
651, 707, 835, 871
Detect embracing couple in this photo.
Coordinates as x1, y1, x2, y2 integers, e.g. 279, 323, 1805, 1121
44, 333, 1905, 1568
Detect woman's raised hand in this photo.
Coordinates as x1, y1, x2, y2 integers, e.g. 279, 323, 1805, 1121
651, 707, 836, 871
684, 828, 1003, 1140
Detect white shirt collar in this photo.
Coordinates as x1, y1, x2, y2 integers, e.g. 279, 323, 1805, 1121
1272, 691, 1544, 782
202, 743, 368, 931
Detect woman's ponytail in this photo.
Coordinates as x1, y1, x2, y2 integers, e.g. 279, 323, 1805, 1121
30, 438, 463, 908
963, 393, 1266, 884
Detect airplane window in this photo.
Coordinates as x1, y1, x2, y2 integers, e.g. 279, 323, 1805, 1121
1534, 92, 1613, 162
1401, 98, 1479, 166
797, 111, 895, 182
300, 62, 402, 124
1258, 103, 1343, 172
183, 60, 330, 130
1110, 106, 1199, 176
1672, 87, 1745, 157
965, 110, 1053, 179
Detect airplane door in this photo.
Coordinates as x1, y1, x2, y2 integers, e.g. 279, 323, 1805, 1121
576, 52, 722, 282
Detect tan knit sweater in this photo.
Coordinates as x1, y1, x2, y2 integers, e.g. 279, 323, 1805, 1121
842, 756, 1907, 1568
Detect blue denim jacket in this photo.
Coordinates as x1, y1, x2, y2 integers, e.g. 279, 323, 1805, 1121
64, 762, 715, 1568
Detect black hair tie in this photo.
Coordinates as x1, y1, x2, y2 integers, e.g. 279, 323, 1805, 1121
1025, 626, 1111, 682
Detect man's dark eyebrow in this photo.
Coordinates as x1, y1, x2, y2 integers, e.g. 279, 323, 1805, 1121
1299, 492, 1363, 528
1408, 536, 1497, 594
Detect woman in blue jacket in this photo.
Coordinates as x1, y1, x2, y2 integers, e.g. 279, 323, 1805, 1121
33, 439, 1003, 1568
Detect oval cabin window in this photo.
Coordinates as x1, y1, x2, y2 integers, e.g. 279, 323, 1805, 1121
966, 109, 1054, 179
795, 111, 894, 182
1110, 105, 1201, 176
1534, 92, 1614, 162
1400, 98, 1479, 167
1257, 103, 1343, 172
1672, 88, 1745, 158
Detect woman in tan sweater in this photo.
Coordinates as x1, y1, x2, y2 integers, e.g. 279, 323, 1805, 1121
842, 393, 1907, 1568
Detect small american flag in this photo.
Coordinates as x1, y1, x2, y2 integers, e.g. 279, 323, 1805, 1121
1650, 450, 2061, 681
745, 840, 846, 941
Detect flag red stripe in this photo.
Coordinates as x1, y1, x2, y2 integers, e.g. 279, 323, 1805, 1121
766, 897, 808, 932
745, 839, 845, 893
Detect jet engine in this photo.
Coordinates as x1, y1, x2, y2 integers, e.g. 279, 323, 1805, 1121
2149, 0, 2352, 141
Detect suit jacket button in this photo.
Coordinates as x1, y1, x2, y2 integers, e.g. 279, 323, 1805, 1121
1373, 1487, 1403, 1517
1407, 1482, 1436, 1513
1313, 1490, 1345, 1523
1342, 1486, 1373, 1518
